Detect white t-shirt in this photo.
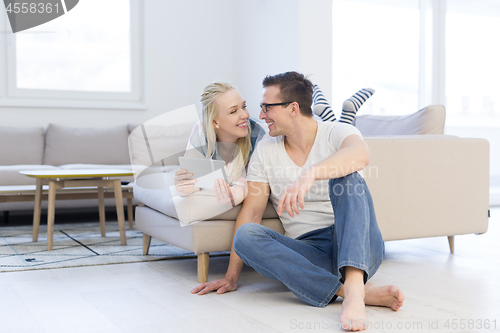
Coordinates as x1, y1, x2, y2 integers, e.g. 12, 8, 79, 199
246, 121, 364, 239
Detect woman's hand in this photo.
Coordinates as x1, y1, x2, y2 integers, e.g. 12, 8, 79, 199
214, 178, 236, 206
174, 169, 200, 196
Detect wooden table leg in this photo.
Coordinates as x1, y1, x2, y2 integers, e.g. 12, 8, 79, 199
113, 180, 127, 245
32, 178, 43, 242
47, 180, 58, 251
127, 198, 134, 229
98, 186, 106, 237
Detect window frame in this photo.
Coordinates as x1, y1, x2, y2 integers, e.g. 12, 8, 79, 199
0, 0, 145, 110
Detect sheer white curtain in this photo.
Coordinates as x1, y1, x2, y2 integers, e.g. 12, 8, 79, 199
331, 0, 420, 116
446, 0, 500, 127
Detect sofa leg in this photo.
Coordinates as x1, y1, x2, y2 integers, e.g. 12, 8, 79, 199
197, 253, 209, 283
447, 236, 454, 254
143, 233, 152, 255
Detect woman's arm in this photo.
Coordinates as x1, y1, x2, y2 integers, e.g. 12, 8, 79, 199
232, 175, 249, 205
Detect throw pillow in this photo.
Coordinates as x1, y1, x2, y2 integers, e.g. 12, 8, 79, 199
354, 105, 446, 136
0, 126, 45, 165
43, 124, 130, 165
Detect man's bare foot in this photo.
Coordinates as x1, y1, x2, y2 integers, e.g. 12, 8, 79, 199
340, 281, 367, 331
364, 282, 404, 311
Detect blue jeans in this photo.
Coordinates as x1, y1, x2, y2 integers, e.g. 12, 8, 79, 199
233, 172, 384, 308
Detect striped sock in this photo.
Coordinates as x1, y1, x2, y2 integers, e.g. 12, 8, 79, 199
312, 84, 336, 122
339, 88, 375, 125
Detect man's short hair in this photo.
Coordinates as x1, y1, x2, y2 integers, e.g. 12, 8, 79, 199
262, 71, 313, 117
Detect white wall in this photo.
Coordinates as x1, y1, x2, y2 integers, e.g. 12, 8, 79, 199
233, 0, 333, 119
299, 0, 333, 103
232, 0, 300, 119
0, 0, 333, 127
143, 0, 237, 120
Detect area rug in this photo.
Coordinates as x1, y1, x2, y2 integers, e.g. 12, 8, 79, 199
0, 222, 204, 273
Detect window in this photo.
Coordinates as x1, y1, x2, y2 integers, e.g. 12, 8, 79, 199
446, 0, 500, 127
0, 0, 143, 109
332, 0, 500, 125
332, 0, 420, 115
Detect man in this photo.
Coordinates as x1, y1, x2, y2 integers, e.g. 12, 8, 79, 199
191, 71, 404, 331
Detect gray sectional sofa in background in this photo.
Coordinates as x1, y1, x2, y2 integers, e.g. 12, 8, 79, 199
0, 124, 136, 216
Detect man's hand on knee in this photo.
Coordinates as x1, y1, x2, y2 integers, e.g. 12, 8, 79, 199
191, 277, 238, 295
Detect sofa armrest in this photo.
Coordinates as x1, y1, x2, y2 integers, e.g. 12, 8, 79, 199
363, 136, 489, 241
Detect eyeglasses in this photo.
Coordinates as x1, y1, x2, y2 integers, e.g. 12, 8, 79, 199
260, 102, 294, 113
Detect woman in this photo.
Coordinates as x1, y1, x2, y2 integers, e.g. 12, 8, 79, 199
174, 82, 374, 206
174, 82, 265, 206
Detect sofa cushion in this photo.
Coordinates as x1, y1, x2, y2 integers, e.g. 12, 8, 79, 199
0, 165, 60, 186
44, 124, 130, 166
354, 105, 446, 136
0, 126, 45, 165
133, 171, 279, 225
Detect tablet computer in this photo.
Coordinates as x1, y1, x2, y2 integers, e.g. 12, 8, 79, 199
178, 156, 228, 189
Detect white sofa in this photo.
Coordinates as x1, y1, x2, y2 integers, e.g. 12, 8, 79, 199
131, 106, 490, 283
0, 124, 137, 217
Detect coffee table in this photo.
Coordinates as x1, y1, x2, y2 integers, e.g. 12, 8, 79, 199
20, 169, 135, 251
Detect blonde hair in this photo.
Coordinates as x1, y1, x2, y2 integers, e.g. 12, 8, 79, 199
200, 82, 252, 182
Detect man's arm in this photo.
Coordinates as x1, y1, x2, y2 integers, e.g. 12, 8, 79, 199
191, 180, 271, 295
309, 134, 369, 180
277, 134, 369, 217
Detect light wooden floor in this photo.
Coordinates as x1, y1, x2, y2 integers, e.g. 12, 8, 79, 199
0, 208, 499, 333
